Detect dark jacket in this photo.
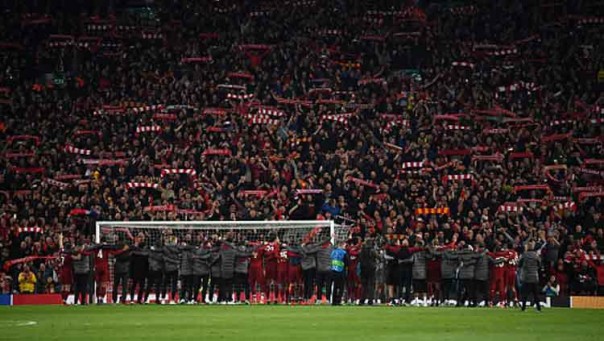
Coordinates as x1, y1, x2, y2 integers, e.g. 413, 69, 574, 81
519, 251, 541, 284
72, 253, 90, 274
359, 242, 379, 277
191, 247, 212, 276
219, 242, 238, 279
457, 249, 477, 280
412, 250, 428, 280
130, 246, 149, 279
234, 246, 252, 274
210, 247, 222, 278
148, 248, 164, 273
72, 245, 99, 274
163, 245, 181, 273
316, 243, 334, 273
178, 245, 194, 276
440, 250, 458, 280
300, 243, 320, 270
113, 245, 132, 275
473, 251, 490, 281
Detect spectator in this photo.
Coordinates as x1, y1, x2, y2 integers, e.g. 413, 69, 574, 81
35, 263, 55, 293
0, 271, 12, 294
571, 261, 597, 296
18, 265, 37, 294
542, 275, 560, 298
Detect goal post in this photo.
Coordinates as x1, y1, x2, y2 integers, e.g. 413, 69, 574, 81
93, 220, 349, 302
95, 220, 345, 245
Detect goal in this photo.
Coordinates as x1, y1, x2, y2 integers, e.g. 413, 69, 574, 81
95, 220, 349, 245
94, 220, 350, 302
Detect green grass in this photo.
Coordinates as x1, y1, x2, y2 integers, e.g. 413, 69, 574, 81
0, 305, 603, 340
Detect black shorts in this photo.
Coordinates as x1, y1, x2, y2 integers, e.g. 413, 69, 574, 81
386, 263, 401, 286
413, 279, 427, 292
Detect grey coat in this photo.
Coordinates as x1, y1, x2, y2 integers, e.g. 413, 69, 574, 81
457, 250, 476, 280
219, 242, 238, 279
114, 247, 132, 275
180, 246, 194, 276
473, 251, 490, 281
440, 250, 459, 280
316, 244, 334, 273
519, 251, 541, 284
359, 243, 379, 276
411, 251, 428, 280
210, 249, 222, 278
191, 248, 212, 276
300, 243, 320, 270
148, 248, 164, 273
73, 254, 90, 274
163, 245, 181, 273
234, 246, 253, 274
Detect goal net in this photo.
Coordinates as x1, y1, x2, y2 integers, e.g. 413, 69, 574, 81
94, 220, 350, 302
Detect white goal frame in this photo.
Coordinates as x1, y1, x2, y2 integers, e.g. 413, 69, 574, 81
95, 220, 337, 244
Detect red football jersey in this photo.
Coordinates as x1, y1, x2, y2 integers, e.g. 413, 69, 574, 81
263, 242, 280, 269
504, 250, 519, 270
249, 244, 265, 270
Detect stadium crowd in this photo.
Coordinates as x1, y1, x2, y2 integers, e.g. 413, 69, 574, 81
0, 0, 603, 306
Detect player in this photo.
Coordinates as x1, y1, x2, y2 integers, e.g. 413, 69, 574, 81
411, 241, 428, 306
247, 241, 265, 303
504, 245, 519, 307
426, 240, 442, 306
93, 244, 111, 304
263, 234, 280, 304
111, 239, 131, 304
286, 244, 303, 303
130, 236, 149, 304
346, 239, 362, 304
191, 241, 212, 303
145, 241, 165, 304
162, 235, 180, 304
276, 242, 289, 303
234, 241, 252, 304
488, 245, 508, 307
58, 237, 74, 304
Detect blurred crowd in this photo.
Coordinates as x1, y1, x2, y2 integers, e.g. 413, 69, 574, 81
0, 0, 602, 297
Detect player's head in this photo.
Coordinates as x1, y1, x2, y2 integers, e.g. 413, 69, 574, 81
267, 232, 277, 243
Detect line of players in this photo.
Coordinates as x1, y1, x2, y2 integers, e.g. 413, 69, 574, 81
57, 232, 522, 307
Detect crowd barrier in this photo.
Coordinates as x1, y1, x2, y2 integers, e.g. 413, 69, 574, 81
0, 293, 601, 308
0, 293, 62, 306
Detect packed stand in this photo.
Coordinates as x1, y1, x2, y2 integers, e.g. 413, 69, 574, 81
0, 0, 603, 305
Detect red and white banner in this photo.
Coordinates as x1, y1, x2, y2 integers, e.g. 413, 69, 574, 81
64, 145, 92, 155
160, 169, 197, 177
126, 182, 159, 190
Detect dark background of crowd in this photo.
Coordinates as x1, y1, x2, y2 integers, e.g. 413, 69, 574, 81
0, 0, 602, 297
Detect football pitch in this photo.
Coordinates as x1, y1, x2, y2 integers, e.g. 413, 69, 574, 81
1, 306, 603, 340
